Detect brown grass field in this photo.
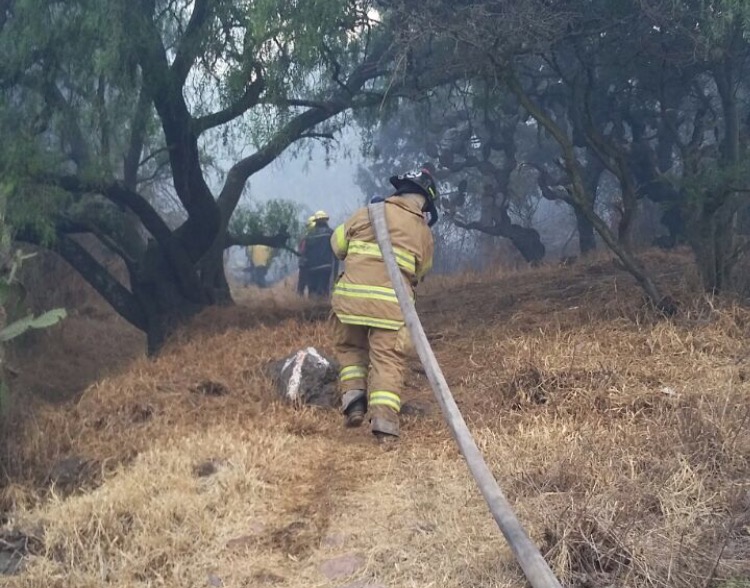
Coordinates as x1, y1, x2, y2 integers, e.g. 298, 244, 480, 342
2, 249, 750, 587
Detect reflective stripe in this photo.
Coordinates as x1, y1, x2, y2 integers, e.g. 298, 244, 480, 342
333, 224, 348, 256
348, 240, 417, 273
334, 282, 399, 303
417, 256, 433, 280
336, 313, 403, 330
369, 390, 401, 413
340, 365, 367, 382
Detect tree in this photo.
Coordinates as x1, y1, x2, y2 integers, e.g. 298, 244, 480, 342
0, 0, 394, 352
638, 0, 750, 292
379, 0, 682, 307
357, 87, 548, 264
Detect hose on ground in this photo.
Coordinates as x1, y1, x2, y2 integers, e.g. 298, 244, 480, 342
368, 202, 563, 588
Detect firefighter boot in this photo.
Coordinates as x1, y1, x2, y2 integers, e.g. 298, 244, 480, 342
370, 404, 400, 442
341, 389, 367, 428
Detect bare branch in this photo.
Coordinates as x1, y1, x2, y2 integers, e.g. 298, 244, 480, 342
124, 87, 151, 190
54, 235, 147, 331
170, 0, 211, 84
300, 131, 336, 141
52, 175, 204, 299
225, 231, 291, 250
56, 176, 173, 246
192, 70, 265, 134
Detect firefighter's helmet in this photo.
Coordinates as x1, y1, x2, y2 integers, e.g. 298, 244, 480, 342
389, 166, 440, 226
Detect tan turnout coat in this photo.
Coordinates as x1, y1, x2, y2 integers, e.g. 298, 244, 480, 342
330, 195, 434, 330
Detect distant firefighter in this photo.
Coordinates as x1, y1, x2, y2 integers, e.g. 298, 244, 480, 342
297, 215, 316, 296
301, 210, 336, 298
331, 166, 438, 442
245, 244, 272, 288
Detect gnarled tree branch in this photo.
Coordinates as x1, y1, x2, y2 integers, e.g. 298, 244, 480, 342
53, 175, 203, 298
54, 235, 147, 331
170, 0, 211, 85
225, 231, 290, 249
192, 74, 265, 134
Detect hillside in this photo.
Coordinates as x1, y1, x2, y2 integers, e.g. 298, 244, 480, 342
2, 250, 750, 588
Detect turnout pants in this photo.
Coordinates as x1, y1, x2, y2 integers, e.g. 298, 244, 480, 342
334, 320, 410, 422
297, 267, 308, 296
308, 268, 332, 297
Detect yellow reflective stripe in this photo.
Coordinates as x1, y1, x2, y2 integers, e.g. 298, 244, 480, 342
348, 240, 416, 273
417, 256, 433, 280
369, 391, 402, 413
336, 313, 403, 330
333, 224, 348, 256
393, 248, 417, 273
340, 365, 367, 382
340, 365, 367, 377
333, 283, 399, 304
335, 282, 398, 295
348, 241, 381, 256
333, 282, 415, 304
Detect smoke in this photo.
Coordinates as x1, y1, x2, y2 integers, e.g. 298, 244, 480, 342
245, 127, 366, 228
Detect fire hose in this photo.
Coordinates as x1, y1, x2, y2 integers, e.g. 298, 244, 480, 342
368, 202, 563, 588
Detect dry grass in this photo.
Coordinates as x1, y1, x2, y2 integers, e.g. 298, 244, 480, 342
3, 250, 750, 587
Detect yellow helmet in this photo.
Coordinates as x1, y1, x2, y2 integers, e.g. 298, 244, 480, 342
313, 210, 329, 221
306, 215, 316, 228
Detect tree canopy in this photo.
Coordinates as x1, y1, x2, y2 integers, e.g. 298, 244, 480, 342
358, 0, 750, 306
0, 0, 396, 351
3, 0, 750, 348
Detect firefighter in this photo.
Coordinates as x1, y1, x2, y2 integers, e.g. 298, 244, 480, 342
297, 215, 316, 296
330, 167, 438, 441
305, 210, 336, 297
245, 244, 272, 288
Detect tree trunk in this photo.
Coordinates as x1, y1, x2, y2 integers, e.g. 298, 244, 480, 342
577, 150, 604, 255
690, 200, 736, 295
131, 244, 211, 355
505, 225, 546, 265
573, 206, 596, 255
198, 248, 233, 305
507, 71, 666, 308
689, 52, 743, 293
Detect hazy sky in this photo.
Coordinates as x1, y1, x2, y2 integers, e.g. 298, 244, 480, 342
244, 127, 367, 226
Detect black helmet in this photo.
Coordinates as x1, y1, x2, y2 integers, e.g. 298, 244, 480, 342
389, 165, 440, 227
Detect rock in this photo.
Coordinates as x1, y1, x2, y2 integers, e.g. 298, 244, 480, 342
401, 401, 431, 417
319, 553, 365, 580
207, 572, 223, 587
268, 348, 340, 408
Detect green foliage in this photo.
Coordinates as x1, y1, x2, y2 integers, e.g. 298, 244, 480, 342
680, 156, 750, 211
0, 114, 70, 245
654, 0, 750, 51
0, 247, 67, 344
229, 198, 304, 245
0, 309, 67, 343
0, 194, 66, 411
